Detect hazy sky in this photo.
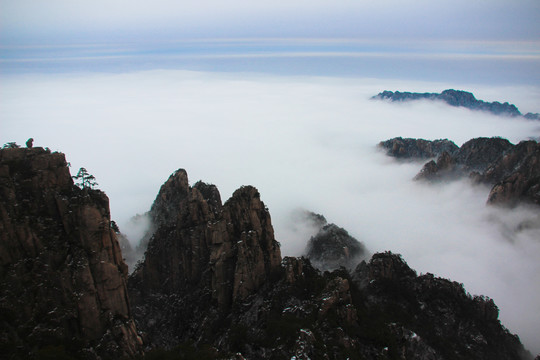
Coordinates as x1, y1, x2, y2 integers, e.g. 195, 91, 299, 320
2, 0, 539, 84
2, 0, 539, 42
1, 0, 540, 355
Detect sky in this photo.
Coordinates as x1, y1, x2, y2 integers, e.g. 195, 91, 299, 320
1, 0, 540, 82
2, 0, 539, 41
1, 0, 540, 355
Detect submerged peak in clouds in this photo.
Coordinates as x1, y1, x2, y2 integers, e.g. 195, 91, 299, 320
380, 136, 540, 208
373, 89, 540, 119
378, 137, 459, 159
2, 69, 540, 354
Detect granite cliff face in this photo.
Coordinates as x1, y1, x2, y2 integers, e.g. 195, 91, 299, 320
372, 89, 538, 119
0, 147, 142, 359
482, 141, 540, 206
381, 137, 540, 207
127, 169, 533, 359
1, 147, 536, 359
128, 169, 282, 347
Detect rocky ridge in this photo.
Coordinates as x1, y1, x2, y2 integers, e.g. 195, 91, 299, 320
380, 137, 540, 207
0, 147, 142, 359
0, 146, 536, 359
378, 137, 459, 160
372, 89, 539, 119
128, 169, 533, 359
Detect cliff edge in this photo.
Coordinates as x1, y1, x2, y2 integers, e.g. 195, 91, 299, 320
0, 147, 142, 359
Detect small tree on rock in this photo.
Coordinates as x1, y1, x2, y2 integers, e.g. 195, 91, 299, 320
2, 142, 20, 149
73, 167, 98, 189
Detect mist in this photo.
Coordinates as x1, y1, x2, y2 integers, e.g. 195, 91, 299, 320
1, 70, 540, 353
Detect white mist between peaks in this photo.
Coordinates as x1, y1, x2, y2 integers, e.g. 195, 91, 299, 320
1, 70, 539, 354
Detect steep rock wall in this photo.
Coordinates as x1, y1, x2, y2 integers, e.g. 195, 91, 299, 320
128, 170, 281, 346
0, 147, 142, 358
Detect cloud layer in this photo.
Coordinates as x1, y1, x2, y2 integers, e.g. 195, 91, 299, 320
1, 70, 540, 353
2, 0, 539, 43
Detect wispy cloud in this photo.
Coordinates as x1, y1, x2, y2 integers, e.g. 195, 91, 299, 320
2, 38, 539, 86
2, 1, 539, 43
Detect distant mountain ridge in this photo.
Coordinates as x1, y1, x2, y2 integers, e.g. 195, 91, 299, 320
379, 137, 540, 207
372, 89, 540, 119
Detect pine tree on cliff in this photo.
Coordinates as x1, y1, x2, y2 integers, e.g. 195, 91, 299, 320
73, 167, 98, 189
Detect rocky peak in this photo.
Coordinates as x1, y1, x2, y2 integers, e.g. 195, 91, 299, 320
414, 151, 458, 181
0, 147, 142, 359
149, 169, 191, 227
303, 212, 368, 271
484, 141, 540, 206
383, 136, 540, 207
128, 171, 282, 346
352, 251, 416, 289
365, 251, 417, 281
378, 137, 459, 159
373, 89, 526, 118
116, 167, 536, 359
524, 113, 540, 121
351, 252, 532, 360
207, 250, 532, 359
439, 89, 477, 107
3, 147, 535, 358
221, 186, 282, 302
193, 180, 222, 216
454, 137, 513, 172
412, 137, 515, 178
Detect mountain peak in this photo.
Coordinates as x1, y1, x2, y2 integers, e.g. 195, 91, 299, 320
373, 89, 527, 118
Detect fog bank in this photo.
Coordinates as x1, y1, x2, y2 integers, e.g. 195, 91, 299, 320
1, 70, 539, 353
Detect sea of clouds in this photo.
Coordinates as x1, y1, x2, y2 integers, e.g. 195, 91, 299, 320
1, 70, 540, 353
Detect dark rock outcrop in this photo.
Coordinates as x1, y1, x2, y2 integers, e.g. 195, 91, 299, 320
0, 147, 142, 359
414, 137, 513, 181
384, 136, 540, 207
454, 137, 514, 172
302, 211, 368, 271
414, 151, 459, 181
373, 89, 530, 118
351, 252, 531, 360
524, 113, 540, 121
132, 249, 532, 359
378, 137, 459, 159
128, 170, 281, 347
483, 141, 540, 206
1, 149, 534, 359
127, 169, 533, 359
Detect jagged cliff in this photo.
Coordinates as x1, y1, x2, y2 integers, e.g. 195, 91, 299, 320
380, 137, 540, 207
372, 89, 539, 119
1, 147, 535, 359
128, 169, 533, 359
351, 253, 530, 359
0, 147, 142, 358
128, 169, 282, 347
481, 140, 540, 206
